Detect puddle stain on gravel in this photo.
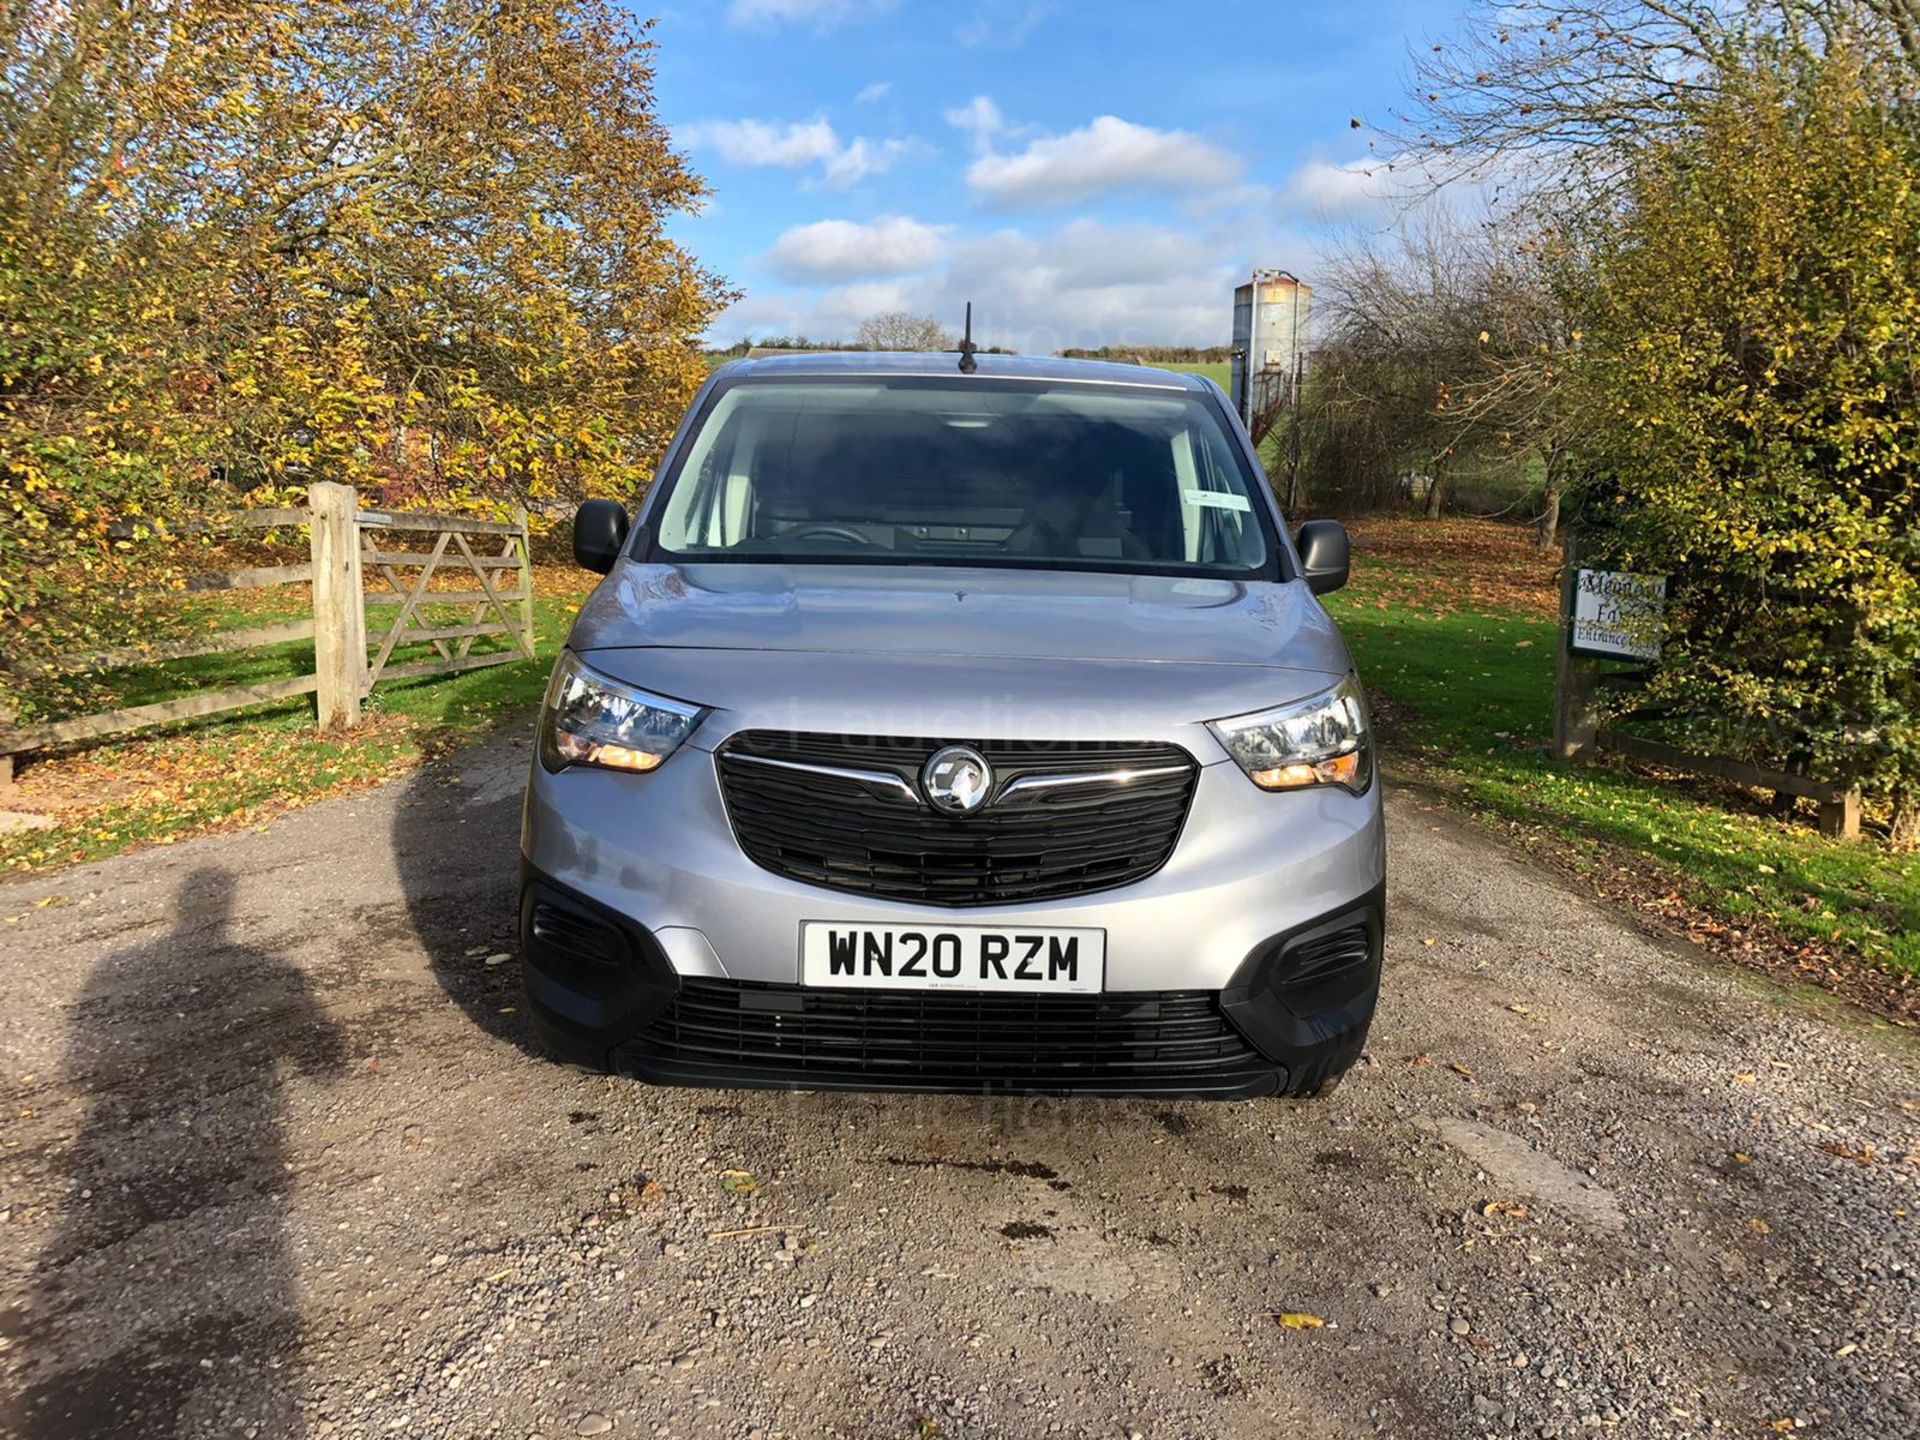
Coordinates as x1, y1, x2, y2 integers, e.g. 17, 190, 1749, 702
999, 1220, 1053, 1240
1313, 1150, 1363, 1171
883, 1156, 1061, 1180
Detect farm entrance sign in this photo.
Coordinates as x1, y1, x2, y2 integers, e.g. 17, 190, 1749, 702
1571, 569, 1666, 662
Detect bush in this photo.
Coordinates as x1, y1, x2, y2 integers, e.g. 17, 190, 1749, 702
1569, 44, 1920, 842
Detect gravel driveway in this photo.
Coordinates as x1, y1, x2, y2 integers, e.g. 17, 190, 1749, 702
2, 735, 1916, 1439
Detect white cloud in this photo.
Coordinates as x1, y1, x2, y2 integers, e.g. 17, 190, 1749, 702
727, 0, 896, 29
821, 136, 917, 189
764, 216, 952, 282
944, 95, 1006, 155
1283, 157, 1407, 217
680, 117, 916, 191
855, 80, 892, 104
680, 118, 839, 170
955, 0, 1054, 48
716, 218, 1249, 354
966, 116, 1242, 207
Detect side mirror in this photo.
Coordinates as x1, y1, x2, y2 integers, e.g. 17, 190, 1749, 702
573, 500, 630, 575
1295, 519, 1350, 595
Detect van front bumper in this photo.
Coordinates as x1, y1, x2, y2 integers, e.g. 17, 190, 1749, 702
518, 743, 1386, 1098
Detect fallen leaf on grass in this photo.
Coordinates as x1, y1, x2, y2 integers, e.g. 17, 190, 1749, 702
1272, 1312, 1324, 1331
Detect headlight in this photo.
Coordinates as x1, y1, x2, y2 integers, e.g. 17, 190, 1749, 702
539, 652, 707, 774
1207, 674, 1372, 793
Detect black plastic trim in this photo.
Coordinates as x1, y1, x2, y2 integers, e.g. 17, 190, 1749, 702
1220, 884, 1385, 1094
518, 863, 681, 1070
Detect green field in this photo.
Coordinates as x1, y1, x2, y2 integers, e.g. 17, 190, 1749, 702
1161, 360, 1232, 392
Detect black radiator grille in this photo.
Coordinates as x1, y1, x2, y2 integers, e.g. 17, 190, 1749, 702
716, 732, 1198, 905
629, 980, 1264, 1090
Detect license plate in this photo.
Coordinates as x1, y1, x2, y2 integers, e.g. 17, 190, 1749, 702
800, 922, 1106, 993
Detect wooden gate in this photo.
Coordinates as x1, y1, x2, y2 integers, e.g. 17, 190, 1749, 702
0, 483, 540, 771
357, 506, 535, 690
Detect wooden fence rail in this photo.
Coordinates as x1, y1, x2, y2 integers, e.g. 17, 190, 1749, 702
0, 483, 537, 779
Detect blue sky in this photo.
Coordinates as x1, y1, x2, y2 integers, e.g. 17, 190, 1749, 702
643, 0, 1464, 353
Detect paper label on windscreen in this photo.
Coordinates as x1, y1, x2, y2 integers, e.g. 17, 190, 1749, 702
1183, 489, 1251, 512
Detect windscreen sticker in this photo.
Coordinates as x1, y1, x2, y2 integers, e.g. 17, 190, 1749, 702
1183, 489, 1252, 512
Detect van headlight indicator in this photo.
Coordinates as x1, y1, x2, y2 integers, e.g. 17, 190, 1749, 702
1207, 675, 1372, 794
539, 652, 707, 775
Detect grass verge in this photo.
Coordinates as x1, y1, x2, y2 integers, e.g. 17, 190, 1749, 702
1328, 518, 1919, 1004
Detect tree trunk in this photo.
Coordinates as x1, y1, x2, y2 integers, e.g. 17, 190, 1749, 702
1422, 466, 1446, 519
1535, 453, 1563, 551
1892, 783, 1920, 851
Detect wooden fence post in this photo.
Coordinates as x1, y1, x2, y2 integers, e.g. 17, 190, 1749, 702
1818, 791, 1862, 842
515, 506, 535, 658
1553, 533, 1601, 761
308, 482, 366, 731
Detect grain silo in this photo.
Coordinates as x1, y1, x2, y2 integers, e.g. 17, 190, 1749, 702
1230, 270, 1310, 427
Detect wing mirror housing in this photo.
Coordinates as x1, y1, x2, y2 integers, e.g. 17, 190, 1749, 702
1295, 519, 1351, 595
573, 500, 631, 575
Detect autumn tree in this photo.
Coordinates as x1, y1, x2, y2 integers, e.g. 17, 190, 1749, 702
1566, 44, 1920, 842
855, 312, 956, 352
1, 0, 731, 714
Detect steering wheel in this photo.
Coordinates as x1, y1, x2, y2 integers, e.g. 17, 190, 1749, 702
784, 524, 876, 548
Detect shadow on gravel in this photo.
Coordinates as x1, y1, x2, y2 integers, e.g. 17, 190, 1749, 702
393, 742, 543, 1059
4, 868, 346, 1439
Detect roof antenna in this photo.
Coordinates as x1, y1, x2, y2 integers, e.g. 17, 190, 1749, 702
957, 302, 979, 374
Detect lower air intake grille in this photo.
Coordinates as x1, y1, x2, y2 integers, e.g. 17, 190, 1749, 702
625, 980, 1269, 1092
528, 898, 626, 968
1280, 924, 1374, 991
